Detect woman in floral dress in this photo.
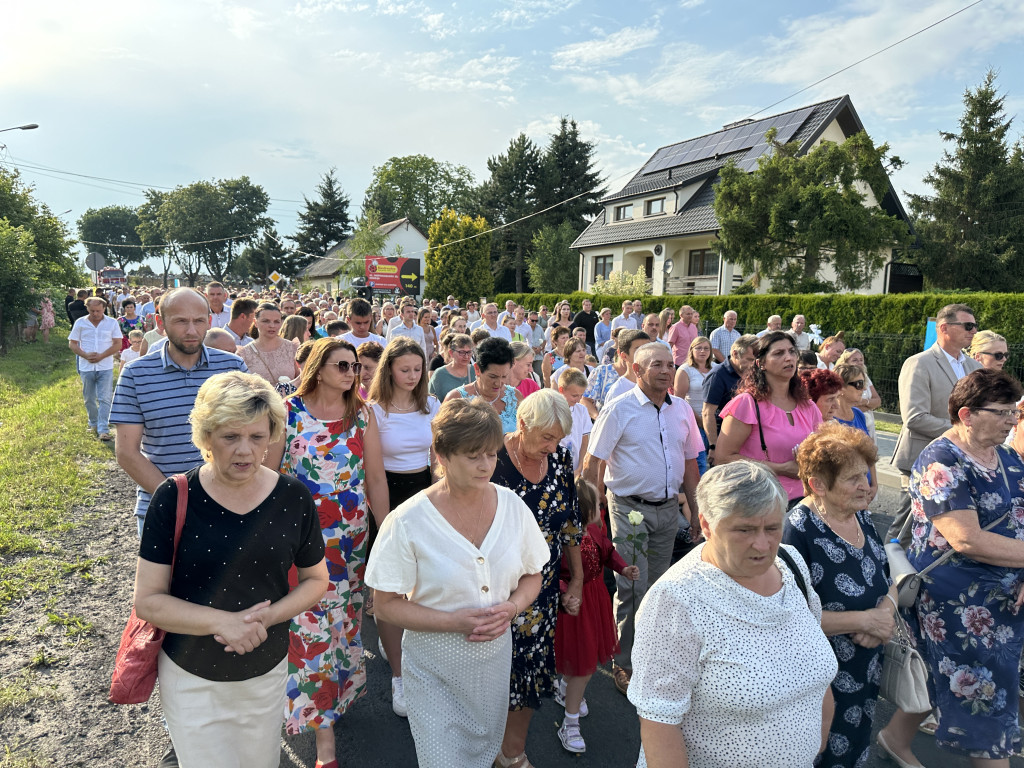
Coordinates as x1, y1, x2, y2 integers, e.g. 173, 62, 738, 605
39, 296, 55, 343
491, 389, 582, 768
878, 369, 1024, 767
265, 337, 389, 768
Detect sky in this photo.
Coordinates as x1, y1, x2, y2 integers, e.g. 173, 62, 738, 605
3, 0, 1023, 268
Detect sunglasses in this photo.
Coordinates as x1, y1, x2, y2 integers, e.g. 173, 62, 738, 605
846, 380, 866, 390
329, 361, 362, 374
947, 321, 979, 331
979, 351, 1009, 361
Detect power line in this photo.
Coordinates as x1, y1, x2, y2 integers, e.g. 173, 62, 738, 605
748, 0, 988, 118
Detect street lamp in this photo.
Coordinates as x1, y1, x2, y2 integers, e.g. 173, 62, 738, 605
0, 124, 38, 133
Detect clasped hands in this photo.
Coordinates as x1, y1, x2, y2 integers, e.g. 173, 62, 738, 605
214, 599, 273, 654
850, 600, 897, 648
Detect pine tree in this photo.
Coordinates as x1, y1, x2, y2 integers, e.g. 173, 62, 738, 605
424, 209, 493, 302
292, 168, 353, 269
539, 118, 607, 234
908, 70, 1024, 291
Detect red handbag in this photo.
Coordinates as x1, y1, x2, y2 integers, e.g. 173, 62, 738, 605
108, 474, 188, 705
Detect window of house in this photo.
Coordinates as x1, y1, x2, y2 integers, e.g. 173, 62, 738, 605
688, 248, 720, 277
594, 255, 613, 280
614, 204, 633, 221
644, 256, 654, 279
645, 198, 665, 216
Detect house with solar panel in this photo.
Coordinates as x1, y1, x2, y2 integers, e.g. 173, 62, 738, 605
572, 96, 913, 295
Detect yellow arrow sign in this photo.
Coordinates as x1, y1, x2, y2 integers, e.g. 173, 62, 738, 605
401, 273, 418, 280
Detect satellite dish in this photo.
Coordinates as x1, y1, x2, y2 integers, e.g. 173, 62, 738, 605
86, 252, 106, 271
663, 258, 674, 274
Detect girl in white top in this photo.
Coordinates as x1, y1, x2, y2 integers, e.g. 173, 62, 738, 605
365, 399, 548, 768
367, 337, 439, 717
629, 461, 836, 768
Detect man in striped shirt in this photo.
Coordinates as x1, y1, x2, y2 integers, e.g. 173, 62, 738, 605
111, 288, 247, 538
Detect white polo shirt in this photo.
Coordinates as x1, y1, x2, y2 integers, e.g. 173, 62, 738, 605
69, 315, 122, 372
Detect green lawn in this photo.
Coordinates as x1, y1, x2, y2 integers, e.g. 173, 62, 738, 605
0, 333, 112, 613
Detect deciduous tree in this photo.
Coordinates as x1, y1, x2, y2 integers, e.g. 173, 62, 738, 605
713, 129, 910, 292
908, 70, 1024, 291
424, 209, 493, 302
136, 190, 174, 288
362, 155, 474, 233
77, 205, 143, 273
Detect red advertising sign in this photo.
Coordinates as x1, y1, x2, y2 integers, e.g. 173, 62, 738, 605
365, 254, 421, 296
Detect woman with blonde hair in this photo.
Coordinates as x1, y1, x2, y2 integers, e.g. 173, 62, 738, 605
834, 348, 881, 437
367, 337, 440, 717
968, 329, 1009, 371
280, 314, 310, 345
418, 306, 439, 362
135, 372, 328, 767
264, 338, 389, 768
510, 341, 541, 398
674, 335, 718, 474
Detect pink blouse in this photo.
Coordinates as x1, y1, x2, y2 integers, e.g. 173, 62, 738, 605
720, 393, 822, 500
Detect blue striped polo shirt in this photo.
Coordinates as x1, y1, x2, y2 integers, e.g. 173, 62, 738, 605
110, 344, 247, 519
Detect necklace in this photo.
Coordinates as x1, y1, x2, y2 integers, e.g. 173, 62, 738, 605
812, 499, 863, 548
508, 433, 545, 484
446, 482, 487, 547
388, 399, 417, 413
959, 439, 997, 468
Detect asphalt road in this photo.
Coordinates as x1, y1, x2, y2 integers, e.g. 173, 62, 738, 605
277, 482, 1024, 767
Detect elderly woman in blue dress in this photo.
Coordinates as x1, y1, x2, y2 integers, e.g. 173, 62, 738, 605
783, 421, 895, 768
878, 369, 1024, 768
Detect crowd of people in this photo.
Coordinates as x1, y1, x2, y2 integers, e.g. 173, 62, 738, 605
53, 281, 1024, 768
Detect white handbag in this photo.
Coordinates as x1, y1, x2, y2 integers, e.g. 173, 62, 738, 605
879, 595, 932, 714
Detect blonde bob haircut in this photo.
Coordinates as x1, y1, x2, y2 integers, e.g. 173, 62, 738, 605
432, 398, 503, 466
367, 337, 430, 414
969, 329, 1006, 356
517, 387, 572, 435
190, 371, 286, 457
510, 341, 533, 361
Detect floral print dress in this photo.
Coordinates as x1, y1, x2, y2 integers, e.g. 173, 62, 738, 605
281, 396, 369, 733
492, 444, 581, 710
907, 437, 1024, 759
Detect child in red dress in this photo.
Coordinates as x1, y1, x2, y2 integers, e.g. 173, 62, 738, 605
554, 478, 639, 754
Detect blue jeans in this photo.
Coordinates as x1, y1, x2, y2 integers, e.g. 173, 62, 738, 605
696, 425, 709, 475
80, 369, 113, 433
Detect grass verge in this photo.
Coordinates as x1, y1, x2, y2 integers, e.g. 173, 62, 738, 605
0, 333, 111, 612
874, 419, 901, 435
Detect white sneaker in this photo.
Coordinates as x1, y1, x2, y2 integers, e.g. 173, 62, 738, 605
554, 678, 588, 717
557, 720, 586, 753
391, 676, 407, 718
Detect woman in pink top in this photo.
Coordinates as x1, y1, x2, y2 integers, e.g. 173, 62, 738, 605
715, 331, 822, 504
510, 341, 541, 398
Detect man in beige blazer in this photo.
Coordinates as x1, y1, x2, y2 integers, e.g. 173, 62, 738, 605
888, 303, 981, 543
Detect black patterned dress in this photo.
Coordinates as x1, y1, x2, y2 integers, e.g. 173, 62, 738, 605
782, 504, 891, 768
492, 444, 581, 710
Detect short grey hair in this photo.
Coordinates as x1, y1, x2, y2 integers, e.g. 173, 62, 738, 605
634, 342, 671, 369
730, 334, 759, 357
517, 388, 572, 435
937, 303, 975, 325
697, 461, 787, 529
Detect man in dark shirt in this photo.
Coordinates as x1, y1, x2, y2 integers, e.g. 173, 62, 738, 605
67, 289, 89, 324
702, 334, 757, 467
569, 298, 599, 349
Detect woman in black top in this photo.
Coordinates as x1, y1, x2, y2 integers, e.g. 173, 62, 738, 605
135, 371, 328, 768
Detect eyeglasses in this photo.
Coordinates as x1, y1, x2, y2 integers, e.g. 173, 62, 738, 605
846, 380, 866, 390
979, 351, 1009, 361
947, 321, 979, 331
974, 407, 1017, 420
453, 349, 473, 357
329, 361, 362, 374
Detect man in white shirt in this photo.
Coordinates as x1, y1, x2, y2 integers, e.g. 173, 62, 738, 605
582, 342, 702, 693
611, 300, 637, 331
341, 297, 387, 349
497, 299, 517, 326
787, 314, 810, 351
206, 281, 231, 328
224, 298, 256, 347
68, 297, 123, 441
387, 303, 427, 354
709, 310, 740, 363
527, 311, 546, 377
513, 306, 532, 340
472, 303, 512, 341
755, 315, 782, 337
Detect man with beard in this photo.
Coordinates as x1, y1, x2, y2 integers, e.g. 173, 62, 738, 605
111, 287, 247, 539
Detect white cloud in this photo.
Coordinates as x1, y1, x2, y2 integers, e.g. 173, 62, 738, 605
330, 49, 384, 69
401, 51, 520, 94
212, 2, 266, 39
290, 0, 369, 20
420, 11, 456, 39
493, 0, 580, 28
679, 0, 705, 8
552, 25, 659, 70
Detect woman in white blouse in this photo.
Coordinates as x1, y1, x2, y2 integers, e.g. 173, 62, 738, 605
673, 336, 718, 475
628, 460, 836, 768
365, 399, 548, 768
367, 337, 440, 717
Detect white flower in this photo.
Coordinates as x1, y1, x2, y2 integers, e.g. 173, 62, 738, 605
627, 510, 644, 526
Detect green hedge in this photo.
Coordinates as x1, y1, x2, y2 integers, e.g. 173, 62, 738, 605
495, 291, 1024, 337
